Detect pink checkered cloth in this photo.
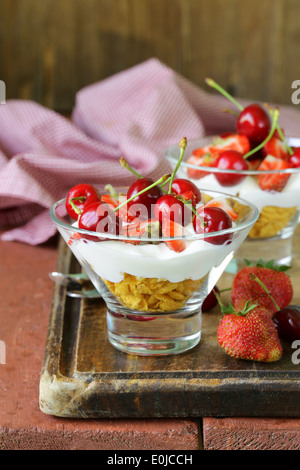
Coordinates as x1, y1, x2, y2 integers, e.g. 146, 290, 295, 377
0, 58, 299, 245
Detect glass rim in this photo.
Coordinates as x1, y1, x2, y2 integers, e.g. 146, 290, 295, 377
49, 188, 260, 242
165, 135, 300, 176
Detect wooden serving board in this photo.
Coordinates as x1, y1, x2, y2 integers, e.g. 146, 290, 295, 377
39, 233, 300, 419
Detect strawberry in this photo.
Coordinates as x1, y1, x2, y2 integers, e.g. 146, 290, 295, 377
101, 193, 136, 223
101, 193, 119, 209
231, 260, 293, 315
186, 153, 216, 179
122, 219, 160, 244
161, 218, 186, 252
209, 133, 251, 156
201, 197, 238, 221
217, 303, 282, 362
257, 154, 291, 192
262, 136, 290, 160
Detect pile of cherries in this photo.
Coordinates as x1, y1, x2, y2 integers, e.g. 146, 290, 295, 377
186, 78, 300, 189
65, 137, 233, 248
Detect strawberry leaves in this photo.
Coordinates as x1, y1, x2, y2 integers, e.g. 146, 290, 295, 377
244, 258, 290, 272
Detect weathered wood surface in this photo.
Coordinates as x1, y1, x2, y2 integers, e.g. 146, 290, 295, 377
39, 225, 300, 419
1, 0, 300, 111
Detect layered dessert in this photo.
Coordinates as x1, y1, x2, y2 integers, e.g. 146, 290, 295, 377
165, 80, 300, 240
64, 190, 255, 313
53, 141, 258, 314
170, 138, 300, 239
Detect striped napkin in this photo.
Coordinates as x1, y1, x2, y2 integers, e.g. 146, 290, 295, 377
0, 58, 299, 245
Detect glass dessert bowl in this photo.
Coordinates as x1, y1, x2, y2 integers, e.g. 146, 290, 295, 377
167, 78, 300, 268
165, 135, 300, 268
50, 183, 259, 356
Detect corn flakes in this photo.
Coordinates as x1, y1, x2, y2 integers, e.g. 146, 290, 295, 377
248, 206, 297, 238
102, 274, 205, 312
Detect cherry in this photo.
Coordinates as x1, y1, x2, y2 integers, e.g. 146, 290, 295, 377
65, 183, 100, 220
171, 178, 201, 206
273, 305, 300, 343
108, 310, 155, 321
214, 150, 249, 186
126, 177, 163, 220
289, 148, 300, 168
236, 104, 271, 145
202, 286, 220, 312
154, 194, 191, 226
205, 80, 271, 145
78, 201, 122, 240
193, 206, 233, 245
127, 314, 156, 321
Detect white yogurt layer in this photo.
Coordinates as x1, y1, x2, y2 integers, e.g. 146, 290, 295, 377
58, 221, 249, 284
179, 170, 300, 212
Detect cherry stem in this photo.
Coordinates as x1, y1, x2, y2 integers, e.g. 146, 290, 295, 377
206, 78, 290, 158
205, 78, 244, 112
69, 196, 86, 215
168, 137, 187, 194
242, 108, 280, 160
176, 195, 205, 228
222, 108, 239, 117
113, 173, 172, 213
218, 287, 232, 293
105, 184, 118, 197
159, 176, 172, 192
119, 157, 143, 179
264, 104, 294, 155
249, 273, 280, 311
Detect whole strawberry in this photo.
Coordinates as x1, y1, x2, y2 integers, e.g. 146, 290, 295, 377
231, 259, 293, 315
217, 302, 282, 362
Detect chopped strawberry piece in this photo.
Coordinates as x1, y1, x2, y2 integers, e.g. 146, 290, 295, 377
262, 136, 289, 161
123, 222, 147, 238
257, 155, 291, 192
101, 194, 135, 223
161, 219, 186, 253
210, 134, 251, 156
101, 194, 119, 209
122, 219, 160, 245
186, 153, 216, 179
201, 197, 239, 221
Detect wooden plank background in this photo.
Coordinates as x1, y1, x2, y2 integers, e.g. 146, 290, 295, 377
0, 0, 299, 113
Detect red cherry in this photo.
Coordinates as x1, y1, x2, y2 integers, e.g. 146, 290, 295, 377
78, 201, 122, 240
154, 194, 191, 226
202, 286, 220, 312
126, 314, 156, 321
215, 150, 249, 186
273, 305, 300, 343
65, 183, 100, 220
171, 178, 201, 206
126, 178, 163, 220
289, 148, 300, 168
193, 206, 233, 245
108, 310, 155, 321
237, 104, 271, 145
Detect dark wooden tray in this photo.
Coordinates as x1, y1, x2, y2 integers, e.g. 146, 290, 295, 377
39, 236, 300, 418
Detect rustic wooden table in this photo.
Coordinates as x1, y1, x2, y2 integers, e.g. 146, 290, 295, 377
1, 225, 299, 450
